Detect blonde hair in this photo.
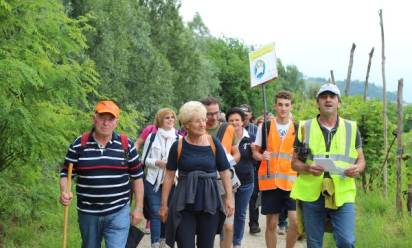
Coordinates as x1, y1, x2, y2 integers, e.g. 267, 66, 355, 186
178, 101, 207, 126
154, 108, 176, 128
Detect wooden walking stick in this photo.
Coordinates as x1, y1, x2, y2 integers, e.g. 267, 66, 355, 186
62, 163, 73, 248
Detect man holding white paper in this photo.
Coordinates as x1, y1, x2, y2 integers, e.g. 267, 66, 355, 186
313, 157, 345, 176
291, 83, 365, 248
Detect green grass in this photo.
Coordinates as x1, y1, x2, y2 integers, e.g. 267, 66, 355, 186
0, 169, 82, 248
324, 190, 412, 248
1, 196, 81, 248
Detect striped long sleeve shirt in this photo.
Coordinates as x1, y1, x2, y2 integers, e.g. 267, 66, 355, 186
60, 132, 143, 215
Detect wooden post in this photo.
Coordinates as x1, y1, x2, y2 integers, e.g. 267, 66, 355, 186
345, 43, 356, 96
379, 9, 388, 198
406, 170, 412, 215
363, 47, 375, 101
62, 163, 73, 248
408, 184, 412, 215
330, 70, 336, 84
360, 47, 374, 192
396, 79, 403, 214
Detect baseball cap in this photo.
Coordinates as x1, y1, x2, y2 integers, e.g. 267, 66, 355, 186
316, 83, 341, 98
239, 104, 252, 113
95, 100, 120, 118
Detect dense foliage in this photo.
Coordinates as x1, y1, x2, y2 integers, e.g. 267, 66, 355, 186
0, 0, 410, 246
0, 0, 98, 173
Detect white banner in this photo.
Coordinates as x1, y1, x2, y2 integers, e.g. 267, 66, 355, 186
249, 43, 278, 87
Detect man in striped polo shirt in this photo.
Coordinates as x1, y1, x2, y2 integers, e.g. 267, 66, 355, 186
59, 100, 144, 248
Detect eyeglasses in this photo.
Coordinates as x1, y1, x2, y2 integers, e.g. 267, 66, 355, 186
164, 116, 176, 120
206, 111, 220, 117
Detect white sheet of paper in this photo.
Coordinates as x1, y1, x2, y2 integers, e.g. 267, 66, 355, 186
314, 158, 345, 176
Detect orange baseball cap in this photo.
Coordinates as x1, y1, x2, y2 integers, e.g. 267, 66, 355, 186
95, 100, 120, 118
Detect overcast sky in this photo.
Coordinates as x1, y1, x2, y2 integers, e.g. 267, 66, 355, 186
179, 0, 412, 102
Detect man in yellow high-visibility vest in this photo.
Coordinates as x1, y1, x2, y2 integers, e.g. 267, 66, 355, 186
291, 83, 366, 248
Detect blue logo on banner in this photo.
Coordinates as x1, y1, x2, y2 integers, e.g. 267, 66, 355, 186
254, 59, 265, 79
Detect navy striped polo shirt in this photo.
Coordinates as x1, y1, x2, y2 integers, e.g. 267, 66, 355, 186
60, 132, 143, 215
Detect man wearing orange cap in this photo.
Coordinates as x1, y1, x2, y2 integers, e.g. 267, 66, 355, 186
59, 100, 144, 248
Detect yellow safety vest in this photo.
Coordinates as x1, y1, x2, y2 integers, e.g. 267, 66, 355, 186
290, 117, 358, 207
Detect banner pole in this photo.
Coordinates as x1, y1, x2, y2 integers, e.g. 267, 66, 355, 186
261, 84, 270, 177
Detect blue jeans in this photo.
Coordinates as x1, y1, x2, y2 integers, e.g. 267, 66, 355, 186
301, 195, 355, 248
78, 204, 130, 248
144, 180, 165, 244
233, 182, 254, 246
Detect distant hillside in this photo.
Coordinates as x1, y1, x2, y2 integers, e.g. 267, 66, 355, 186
305, 77, 397, 102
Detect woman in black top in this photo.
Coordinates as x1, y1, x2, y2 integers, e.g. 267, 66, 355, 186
226, 107, 255, 248
159, 101, 234, 248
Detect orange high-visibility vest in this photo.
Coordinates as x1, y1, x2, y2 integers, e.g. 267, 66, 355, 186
220, 124, 235, 153
258, 120, 297, 191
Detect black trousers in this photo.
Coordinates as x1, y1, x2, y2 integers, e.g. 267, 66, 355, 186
249, 167, 260, 227
176, 210, 220, 248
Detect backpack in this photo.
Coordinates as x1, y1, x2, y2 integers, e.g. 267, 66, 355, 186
80, 131, 129, 159
80, 131, 133, 206
143, 132, 179, 167
177, 135, 241, 191
261, 120, 298, 151
177, 135, 215, 160
216, 123, 228, 143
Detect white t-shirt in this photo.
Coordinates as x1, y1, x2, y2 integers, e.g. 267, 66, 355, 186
254, 120, 290, 147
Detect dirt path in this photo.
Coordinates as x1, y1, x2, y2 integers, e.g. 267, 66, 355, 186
138, 212, 307, 247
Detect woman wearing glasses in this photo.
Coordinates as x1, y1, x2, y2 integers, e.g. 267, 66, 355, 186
142, 108, 179, 248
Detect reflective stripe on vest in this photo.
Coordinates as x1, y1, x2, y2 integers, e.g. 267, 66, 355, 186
258, 120, 296, 191
270, 152, 293, 160
304, 118, 355, 165
291, 117, 358, 207
258, 173, 297, 181
313, 154, 356, 164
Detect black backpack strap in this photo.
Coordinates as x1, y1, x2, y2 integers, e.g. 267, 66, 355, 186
143, 132, 156, 165
293, 122, 298, 136
216, 123, 228, 142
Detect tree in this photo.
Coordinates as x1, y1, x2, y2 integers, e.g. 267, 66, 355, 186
403, 105, 412, 132
0, 0, 99, 172
65, 0, 176, 121
142, 0, 220, 107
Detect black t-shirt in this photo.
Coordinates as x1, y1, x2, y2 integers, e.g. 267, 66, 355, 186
235, 136, 255, 185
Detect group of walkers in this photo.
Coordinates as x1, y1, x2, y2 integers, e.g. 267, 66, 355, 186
59, 82, 366, 248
